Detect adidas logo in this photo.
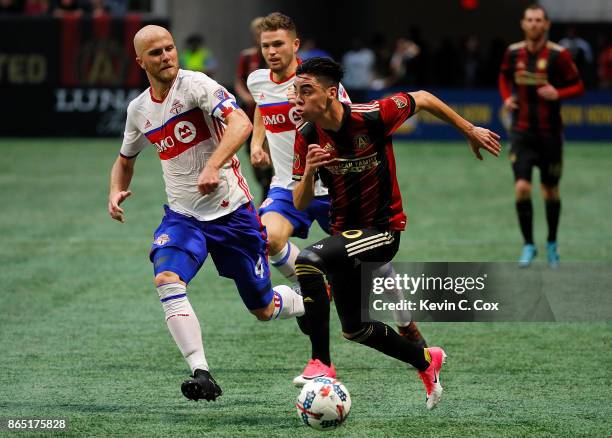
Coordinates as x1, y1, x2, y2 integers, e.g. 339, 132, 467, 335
144, 119, 152, 129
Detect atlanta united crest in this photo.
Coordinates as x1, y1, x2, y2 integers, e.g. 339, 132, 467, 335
354, 135, 369, 149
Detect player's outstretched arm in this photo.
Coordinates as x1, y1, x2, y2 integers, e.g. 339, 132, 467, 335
108, 155, 135, 223
293, 144, 333, 211
198, 109, 253, 195
410, 90, 502, 160
250, 106, 271, 167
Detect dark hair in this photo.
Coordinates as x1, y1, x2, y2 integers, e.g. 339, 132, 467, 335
524, 3, 549, 20
260, 12, 297, 35
296, 57, 343, 87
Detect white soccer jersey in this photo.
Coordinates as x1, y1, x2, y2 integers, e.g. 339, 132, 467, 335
120, 69, 252, 221
247, 69, 351, 195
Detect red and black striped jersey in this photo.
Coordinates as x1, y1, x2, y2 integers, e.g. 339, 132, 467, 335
499, 41, 583, 137
292, 92, 416, 235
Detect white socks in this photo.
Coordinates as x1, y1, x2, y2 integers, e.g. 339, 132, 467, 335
269, 241, 299, 283
157, 283, 209, 373
270, 284, 305, 319
374, 263, 412, 327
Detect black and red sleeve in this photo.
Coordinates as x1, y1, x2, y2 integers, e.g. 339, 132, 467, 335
555, 49, 585, 99
378, 92, 416, 137
292, 125, 309, 181
498, 48, 513, 101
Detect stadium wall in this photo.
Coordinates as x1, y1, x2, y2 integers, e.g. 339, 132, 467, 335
368, 89, 612, 141
0, 15, 165, 137
1, 13, 610, 140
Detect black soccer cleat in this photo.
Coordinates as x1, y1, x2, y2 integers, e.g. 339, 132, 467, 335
181, 369, 223, 402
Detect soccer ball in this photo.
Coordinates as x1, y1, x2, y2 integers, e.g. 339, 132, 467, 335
296, 377, 351, 431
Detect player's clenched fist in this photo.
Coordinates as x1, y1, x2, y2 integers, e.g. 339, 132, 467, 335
108, 190, 132, 223
304, 144, 334, 176
251, 146, 271, 167
197, 164, 220, 195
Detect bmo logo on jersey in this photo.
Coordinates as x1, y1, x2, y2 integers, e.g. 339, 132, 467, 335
263, 113, 286, 125
288, 107, 302, 125
260, 102, 297, 133
145, 107, 212, 160
174, 121, 197, 143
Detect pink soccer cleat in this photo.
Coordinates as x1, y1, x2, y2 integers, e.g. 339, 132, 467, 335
292, 359, 337, 387
418, 347, 447, 410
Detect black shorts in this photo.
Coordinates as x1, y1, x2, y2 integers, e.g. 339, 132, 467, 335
302, 229, 401, 333
510, 131, 563, 186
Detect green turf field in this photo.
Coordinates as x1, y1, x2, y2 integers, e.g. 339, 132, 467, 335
0, 139, 610, 437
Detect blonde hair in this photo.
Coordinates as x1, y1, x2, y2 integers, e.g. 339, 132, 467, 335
260, 12, 297, 36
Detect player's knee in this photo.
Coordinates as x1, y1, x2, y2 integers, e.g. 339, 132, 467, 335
295, 249, 325, 272
342, 331, 359, 340
250, 304, 274, 321
515, 180, 532, 199
154, 271, 181, 287
541, 184, 559, 200
342, 325, 369, 343
343, 322, 384, 344
266, 230, 287, 256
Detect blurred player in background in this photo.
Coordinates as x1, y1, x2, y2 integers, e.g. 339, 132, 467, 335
499, 4, 584, 267
181, 34, 217, 77
292, 57, 501, 409
108, 25, 304, 402
234, 16, 273, 202
247, 12, 426, 387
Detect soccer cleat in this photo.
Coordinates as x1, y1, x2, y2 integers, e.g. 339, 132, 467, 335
418, 347, 447, 410
292, 359, 336, 387
398, 321, 428, 348
518, 244, 537, 268
546, 241, 560, 268
181, 369, 223, 401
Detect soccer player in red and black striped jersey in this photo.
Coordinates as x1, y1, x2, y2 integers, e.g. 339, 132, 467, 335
499, 4, 584, 268
291, 57, 501, 409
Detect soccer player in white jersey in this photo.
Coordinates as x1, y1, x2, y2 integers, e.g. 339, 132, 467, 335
247, 13, 427, 387
107, 25, 305, 402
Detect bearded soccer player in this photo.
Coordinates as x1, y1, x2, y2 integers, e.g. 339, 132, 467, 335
234, 16, 273, 202
292, 57, 501, 409
247, 12, 426, 386
499, 4, 584, 267
108, 25, 305, 402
